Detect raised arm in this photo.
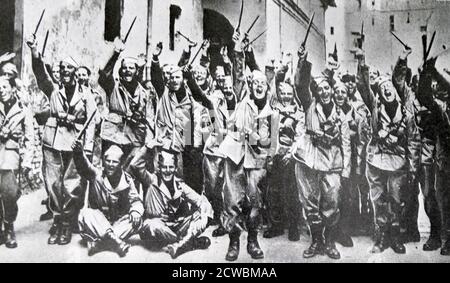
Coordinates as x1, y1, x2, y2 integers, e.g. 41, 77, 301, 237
356, 49, 375, 112
185, 68, 213, 110
26, 35, 55, 98
98, 37, 124, 96
294, 47, 313, 111
150, 43, 165, 98
128, 144, 156, 188
392, 47, 412, 101
72, 140, 98, 181
245, 47, 260, 72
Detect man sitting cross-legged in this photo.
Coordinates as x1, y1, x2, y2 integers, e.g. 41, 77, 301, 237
72, 140, 144, 257
129, 140, 213, 259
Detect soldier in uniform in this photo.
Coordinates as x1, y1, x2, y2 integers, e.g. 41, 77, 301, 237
334, 73, 373, 238
31, 48, 97, 245
98, 37, 156, 169
186, 44, 238, 237
129, 142, 212, 259
0, 76, 35, 248
73, 140, 144, 257
263, 59, 304, 241
217, 30, 279, 262
356, 48, 420, 254
417, 57, 450, 255
292, 46, 351, 260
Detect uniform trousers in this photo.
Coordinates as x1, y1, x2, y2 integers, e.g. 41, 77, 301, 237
0, 170, 20, 223
295, 162, 341, 228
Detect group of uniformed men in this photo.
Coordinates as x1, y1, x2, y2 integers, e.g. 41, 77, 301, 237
0, 20, 450, 261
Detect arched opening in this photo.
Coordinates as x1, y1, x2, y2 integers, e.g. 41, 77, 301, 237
203, 9, 234, 73
0, 0, 23, 73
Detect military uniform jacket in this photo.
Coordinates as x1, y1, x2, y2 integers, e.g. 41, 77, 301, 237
358, 64, 420, 173
42, 84, 96, 152
156, 86, 198, 153
217, 92, 279, 169
202, 89, 235, 158
345, 99, 372, 175
74, 151, 144, 222
0, 100, 34, 170
293, 59, 351, 177
101, 81, 155, 146
129, 146, 212, 220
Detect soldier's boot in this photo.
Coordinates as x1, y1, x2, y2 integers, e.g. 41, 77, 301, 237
87, 240, 104, 257
370, 226, 390, 254
58, 221, 72, 245
164, 236, 211, 259
194, 236, 211, 250
333, 225, 354, 247
4, 222, 17, 249
48, 216, 61, 245
263, 226, 284, 239
225, 231, 240, 262
390, 225, 406, 254
288, 223, 300, 242
324, 227, 341, 260
423, 220, 442, 251
104, 230, 130, 258
303, 224, 325, 259
441, 239, 450, 256
247, 230, 264, 260
40, 199, 53, 221
212, 226, 228, 238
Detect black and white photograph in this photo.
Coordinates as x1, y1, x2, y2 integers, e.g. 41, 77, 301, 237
0, 0, 449, 266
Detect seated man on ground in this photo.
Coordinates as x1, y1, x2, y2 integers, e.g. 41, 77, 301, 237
129, 140, 213, 259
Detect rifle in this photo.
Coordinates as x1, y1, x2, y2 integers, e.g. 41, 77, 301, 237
390, 31, 409, 49
422, 34, 428, 62
243, 29, 267, 49
77, 109, 97, 141
33, 9, 46, 37
188, 39, 209, 66
177, 31, 197, 45
245, 15, 260, 37
123, 16, 137, 43
425, 31, 436, 60
236, 0, 244, 32
301, 12, 315, 49
357, 21, 364, 49
42, 30, 49, 57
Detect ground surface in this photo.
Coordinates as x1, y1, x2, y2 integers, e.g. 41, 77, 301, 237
1, 189, 449, 263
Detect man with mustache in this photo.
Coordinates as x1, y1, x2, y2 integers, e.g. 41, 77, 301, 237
292, 46, 351, 260
73, 139, 143, 257
0, 76, 35, 249
129, 141, 212, 259
98, 37, 156, 169
356, 48, 420, 254
216, 30, 279, 262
